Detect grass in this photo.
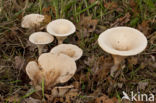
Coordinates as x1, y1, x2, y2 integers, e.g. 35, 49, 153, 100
0, 0, 156, 102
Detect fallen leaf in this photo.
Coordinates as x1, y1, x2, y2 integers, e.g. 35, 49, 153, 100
128, 57, 138, 69
51, 85, 74, 97
138, 20, 151, 36
0, 38, 6, 44
95, 94, 118, 103
89, 0, 96, 3
104, 1, 118, 10
129, 0, 136, 7
111, 13, 130, 27
64, 89, 79, 103
14, 56, 25, 70
94, 56, 113, 80
5, 94, 20, 103
73, 81, 80, 89
22, 97, 41, 103
43, 15, 52, 24
138, 81, 148, 90
77, 15, 98, 38
149, 32, 156, 44
42, 6, 51, 15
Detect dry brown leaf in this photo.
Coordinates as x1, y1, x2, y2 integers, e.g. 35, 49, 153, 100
77, 15, 98, 38
42, 7, 51, 15
43, 15, 51, 24
129, 0, 136, 7
138, 81, 148, 90
111, 13, 130, 27
138, 20, 151, 36
5, 94, 20, 103
89, 0, 96, 3
128, 57, 138, 65
0, 38, 6, 44
64, 89, 79, 103
149, 32, 156, 44
95, 95, 118, 103
14, 56, 25, 70
52, 89, 78, 103
95, 56, 113, 80
22, 97, 41, 103
128, 57, 138, 69
0, 95, 4, 102
73, 81, 80, 89
51, 85, 74, 97
104, 1, 118, 10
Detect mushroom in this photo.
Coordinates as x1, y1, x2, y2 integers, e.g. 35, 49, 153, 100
29, 32, 54, 55
98, 27, 147, 76
50, 44, 83, 61
46, 19, 76, 44
26, 53, 77, 89
21, 14, 44, 29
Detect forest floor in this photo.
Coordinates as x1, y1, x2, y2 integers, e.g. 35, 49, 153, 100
0, 0, 156, 103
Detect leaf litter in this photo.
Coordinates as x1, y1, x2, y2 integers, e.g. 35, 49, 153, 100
0, 0, 156, 103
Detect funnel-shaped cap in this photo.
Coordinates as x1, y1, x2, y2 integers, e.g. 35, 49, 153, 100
98, 27, 147, 56
46, 19, 76, 37
29, 32, 54, 45
50, 44, 83, 61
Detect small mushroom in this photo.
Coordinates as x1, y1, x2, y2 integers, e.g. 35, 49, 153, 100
98, 27, 147, 76
26, 53, 77, 89
46, 19, 76, 44
21, 14, 44, 29
50, 44, 83, 61
29, 32, 54, 55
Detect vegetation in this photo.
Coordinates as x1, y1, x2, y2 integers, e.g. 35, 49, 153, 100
0, 0, 156, 102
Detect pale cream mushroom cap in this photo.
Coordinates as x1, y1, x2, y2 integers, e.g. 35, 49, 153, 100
21, 14, 44, 28
29, 32, 54, 45
46, 19, 76, 37
26, 61, 40, 81
50, 44, 83, 61
98, 27, 147, 56
38, 53, 77, 83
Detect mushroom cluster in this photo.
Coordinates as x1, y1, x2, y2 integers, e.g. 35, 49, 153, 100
26, 53, 76, 90
21, 14, 83, 95
22, 13, 148, 98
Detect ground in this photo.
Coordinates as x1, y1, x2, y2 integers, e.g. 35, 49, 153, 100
0, 0, 156, 103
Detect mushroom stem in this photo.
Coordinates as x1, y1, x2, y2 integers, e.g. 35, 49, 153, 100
56, 36, 67, 44
111, 55, 126, 77
37, 45, 44, 55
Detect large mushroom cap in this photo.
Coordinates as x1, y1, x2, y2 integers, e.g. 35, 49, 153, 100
38, 53, 77, 83
46, 19, 76, 37
21, 14, 44, 28
98, 27, 147, 56
29, 32, 54, 45
50, 44, 83, 61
